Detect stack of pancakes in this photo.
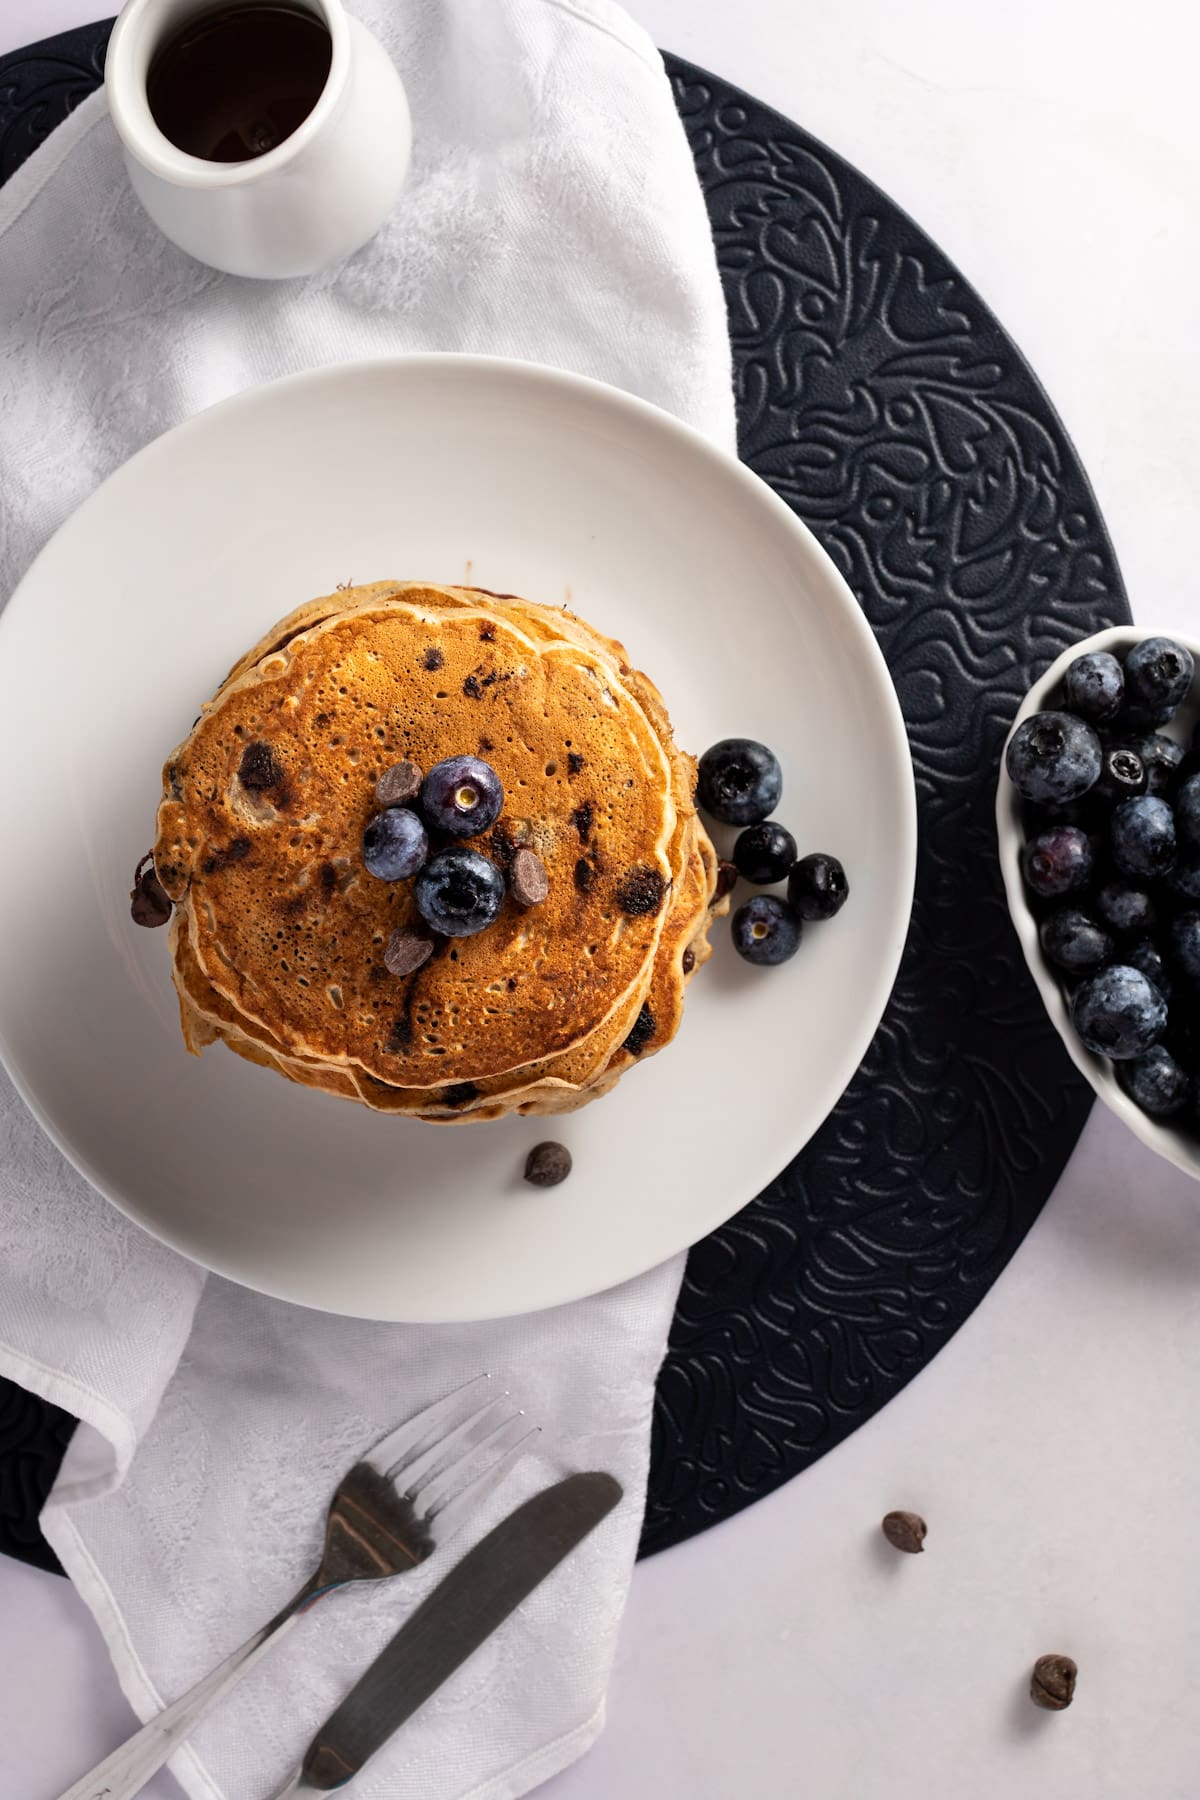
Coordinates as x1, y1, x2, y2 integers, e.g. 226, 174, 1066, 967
154, 581, 725, 1121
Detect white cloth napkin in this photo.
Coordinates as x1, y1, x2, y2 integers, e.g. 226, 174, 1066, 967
0, 3, 734, 1795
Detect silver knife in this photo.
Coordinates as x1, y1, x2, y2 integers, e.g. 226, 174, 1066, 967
268, 1470, 623, 1795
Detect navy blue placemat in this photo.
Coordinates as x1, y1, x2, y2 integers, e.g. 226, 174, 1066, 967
0, 25, 1128, 1570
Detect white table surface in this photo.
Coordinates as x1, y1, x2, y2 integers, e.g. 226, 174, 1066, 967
3, 3, 1199, 1797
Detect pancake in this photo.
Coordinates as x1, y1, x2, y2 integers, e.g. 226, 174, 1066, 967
154, 582, 725, 1119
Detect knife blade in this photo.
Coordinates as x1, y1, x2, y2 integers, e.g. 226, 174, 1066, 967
271, 1469, 622, 1795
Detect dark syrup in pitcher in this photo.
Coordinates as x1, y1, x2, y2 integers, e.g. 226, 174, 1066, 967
147, 3, 333, 163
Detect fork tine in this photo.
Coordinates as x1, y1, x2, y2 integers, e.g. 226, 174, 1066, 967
390, 1394, 509, 1489
360, 1373, 490, 1478
418, 1418, 541, 1544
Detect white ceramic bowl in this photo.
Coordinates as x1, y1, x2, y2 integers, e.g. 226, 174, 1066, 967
997, 625, 1200, 1180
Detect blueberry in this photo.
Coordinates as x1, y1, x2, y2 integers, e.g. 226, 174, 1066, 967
362, 807, 428, 881
1039, 907, 1112, 973
414, 848, 505, 936
1062, 650, 1124, 724
787, 852, 849, 921
1130, 732, 1184, 798
1110, 795, 1176, 880
1164, 857, 1200, 904
1070, 965, 1167, 1059
1093, 745, 1147, 806
697, 738, 782, 826
1116, 1045, 1192, 1118
1168, 912, 1200, 985
1122, 636, 1194, 728
733, 821, 797, 885
1005, 711, 1102, 805
731, 894, 801, 965
1176, 773, 1200, 854
1093, 882, 1157, 936
1125, 937, 1174, 1004
420, 756, 504, 838
1021, 825, 1094, 899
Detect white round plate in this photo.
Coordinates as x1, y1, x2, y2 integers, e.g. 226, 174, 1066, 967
0, 356, 915, 1321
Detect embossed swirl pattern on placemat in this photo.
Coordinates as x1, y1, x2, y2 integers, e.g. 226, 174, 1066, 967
0, 31, 1128, 1572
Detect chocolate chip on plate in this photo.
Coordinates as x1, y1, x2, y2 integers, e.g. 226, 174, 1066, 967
375, 760, 423, 807
510, 847, 549, 908
524, 1142, 572, 1187
383, 927, 433, 979
130, 852, 172, 928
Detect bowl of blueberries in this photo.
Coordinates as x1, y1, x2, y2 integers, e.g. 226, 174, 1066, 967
997, 627, 1200, 1178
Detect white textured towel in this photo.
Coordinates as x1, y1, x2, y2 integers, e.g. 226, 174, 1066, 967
0, 3, 734, 1796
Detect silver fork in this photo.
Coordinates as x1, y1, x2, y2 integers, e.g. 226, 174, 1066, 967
56, 1375, 537, 1800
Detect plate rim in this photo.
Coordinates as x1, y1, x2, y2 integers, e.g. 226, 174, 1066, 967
0, 352, 918, 1318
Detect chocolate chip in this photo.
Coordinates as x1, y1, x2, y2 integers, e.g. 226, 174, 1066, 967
384, 928, 434, 979
623, 1003, 656, 1056
574, 857, 594, 893
682, 946, 696, 975
570, 800, 594, 843
567, 752, 585, 776
616, 866, 665, 917
376, 760, 422, 806
320, 861, 338, 893
463, 673, 483, 699
479, 622, 496, 641
130, 852, 172, 928
715, 859, 738, 901
524, 1141, 572, 1187
443, 1081, 481, 1107
1030, 1655, 1077, 1711
510, 847, 549, 908
238, 741, 283, 791
881, 1510, 926, 1554
489, 821, 518, 871
422, 646, 444, 672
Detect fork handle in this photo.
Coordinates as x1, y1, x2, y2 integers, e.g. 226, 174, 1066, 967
54, 1578, 322, 1800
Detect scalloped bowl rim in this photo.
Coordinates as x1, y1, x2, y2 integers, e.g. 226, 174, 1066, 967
996, 624, 1200, 1182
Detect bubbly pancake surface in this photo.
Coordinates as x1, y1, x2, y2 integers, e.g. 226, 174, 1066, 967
155, 584, 719, 1110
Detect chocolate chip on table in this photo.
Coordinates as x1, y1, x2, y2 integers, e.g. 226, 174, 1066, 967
880, 1510, 926, 1554
375, 760, 423, 807
1030, 1654, 1077, 1711
130, 852, 172, 928
383, 928, 433, 979
510, 847, 549, 908
524, 1141, 572, 1187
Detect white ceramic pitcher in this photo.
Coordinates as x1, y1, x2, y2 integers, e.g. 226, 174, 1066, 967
105, 0, 411, 278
